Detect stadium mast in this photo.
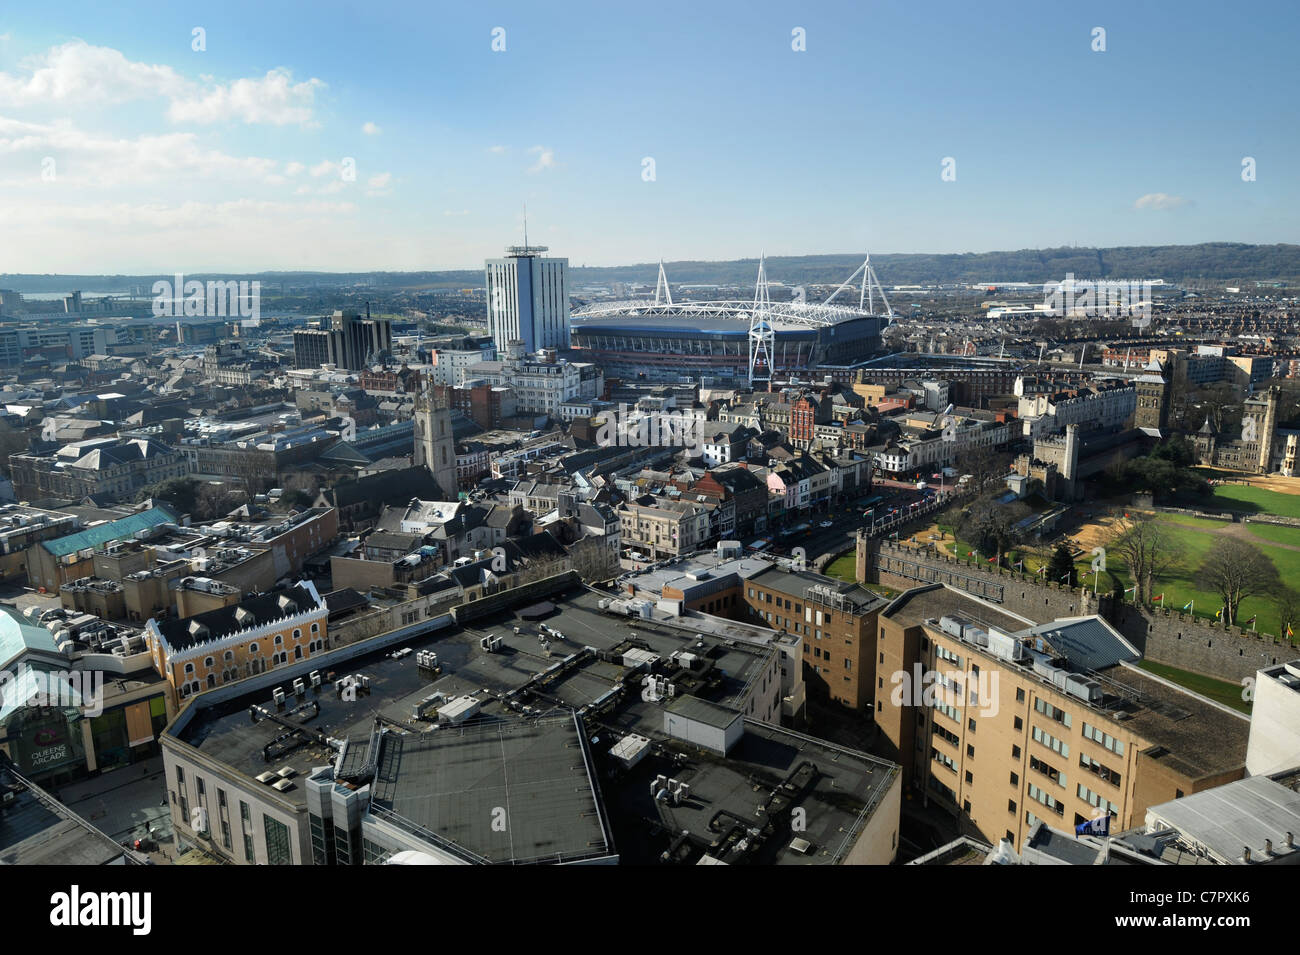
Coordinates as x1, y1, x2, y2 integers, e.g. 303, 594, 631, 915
823, 254, 895, 320
748, 254, 775, 389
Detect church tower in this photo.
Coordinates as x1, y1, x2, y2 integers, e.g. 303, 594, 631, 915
414, 386, 458, 499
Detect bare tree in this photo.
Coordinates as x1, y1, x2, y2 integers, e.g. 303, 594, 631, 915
1109, 513, 1183, 605
1275, 587, 1300, 641
1199, 538, 1279, 626
955, 445, 1010, 493
196, 482, 246, 521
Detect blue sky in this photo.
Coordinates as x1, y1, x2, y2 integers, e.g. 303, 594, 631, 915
0, 0, 1295, 272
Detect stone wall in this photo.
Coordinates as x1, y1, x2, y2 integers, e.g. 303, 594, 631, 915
856, 534, 1296, 683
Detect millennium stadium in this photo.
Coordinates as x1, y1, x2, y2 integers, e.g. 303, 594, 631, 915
569, 256, 895, 386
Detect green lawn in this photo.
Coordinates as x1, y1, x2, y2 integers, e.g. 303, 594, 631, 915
1135, 660, 1252, 714
1094, 522, 1300, 640
824, 551, 897, 597
824, 553, 858, 583
1240, 520, 1300, 548
1210, 484, 1300, 518
937, 512, 1300, 640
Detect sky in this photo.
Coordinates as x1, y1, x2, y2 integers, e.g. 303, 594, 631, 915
0, 0, 1296, 274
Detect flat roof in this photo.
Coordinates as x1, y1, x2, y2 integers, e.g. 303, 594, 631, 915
170, 586, 774, 806
601, 720, 898, 865
1146, 774, 1300, 864
0, 765, 130, 865
368, 715, 610, 864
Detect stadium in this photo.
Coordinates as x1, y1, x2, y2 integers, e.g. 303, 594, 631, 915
569, 257, 894, 385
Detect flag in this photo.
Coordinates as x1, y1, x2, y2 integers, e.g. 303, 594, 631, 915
1075, 815, 1111, 837
1245, 615, 1256, 625
1124, 585, 1136, 594
1153, 593, 1164, 602
1182, 601, 1192, 611
1289, 623, 1294, 638
988, 555, 996, 563
1215, 608, 1222, 619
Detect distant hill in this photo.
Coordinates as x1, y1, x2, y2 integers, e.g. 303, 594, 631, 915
569, 243, 1300, 287
4, 242, 1299, 294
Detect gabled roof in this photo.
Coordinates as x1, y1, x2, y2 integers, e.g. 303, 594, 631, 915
153, 581, 324, 652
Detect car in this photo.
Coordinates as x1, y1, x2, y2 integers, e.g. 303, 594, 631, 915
818, 520, 834, 528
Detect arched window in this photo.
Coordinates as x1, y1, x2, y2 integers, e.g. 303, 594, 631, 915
293, 629, 301, 640
204, 656, 214, 669
184, 662, 195, 674
311, 623, 319, 634
249, 643, 258, 654
274, 635, 283, 645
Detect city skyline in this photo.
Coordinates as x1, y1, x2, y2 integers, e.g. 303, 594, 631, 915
1, 0, 1297, 273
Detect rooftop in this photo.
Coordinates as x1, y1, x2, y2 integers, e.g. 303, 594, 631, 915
1144, 773, 1300, 864
365, 714, 611, 864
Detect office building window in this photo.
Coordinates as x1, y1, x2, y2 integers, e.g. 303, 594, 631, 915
263, 815, 292, 865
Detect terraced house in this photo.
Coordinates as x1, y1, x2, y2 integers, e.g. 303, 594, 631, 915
618, 499, 713, 559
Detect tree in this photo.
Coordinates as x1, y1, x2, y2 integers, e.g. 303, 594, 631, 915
195, 482, 245, 521
955, 446, 1011, 494
1122, 455, 1209, 500
1149, 434, 1197, 468
959, 493, 1031, 565
280, 489, 314, 511
1046, 543, 1078, 587
136, 476, 198, 515
1199, 538, 1279, 626
1109, 513, 1183, 605
1275, 587, 1300, 641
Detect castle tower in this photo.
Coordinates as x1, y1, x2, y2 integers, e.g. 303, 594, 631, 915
1193, 415, 1217, 465
1259, 386, 1279, 472
1133, 357, 1170, 435
414, 386, 458, 499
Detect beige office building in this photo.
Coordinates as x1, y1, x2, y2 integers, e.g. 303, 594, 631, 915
875, 585, 1249, 850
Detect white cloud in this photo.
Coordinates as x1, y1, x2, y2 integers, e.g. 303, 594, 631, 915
0, 42, 323, 126
309, 159, 339, 177
488, 145, 506, 154
443, 209, 469, 216
365, 171, 393, 197
168, 68, 323, 126
284, 161, 305, 176
1134, 192, 1190, 211
0, 114, 280, 187
362, 121, 381, 135
0, 40, 185, 106
527, 145, 556, 173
